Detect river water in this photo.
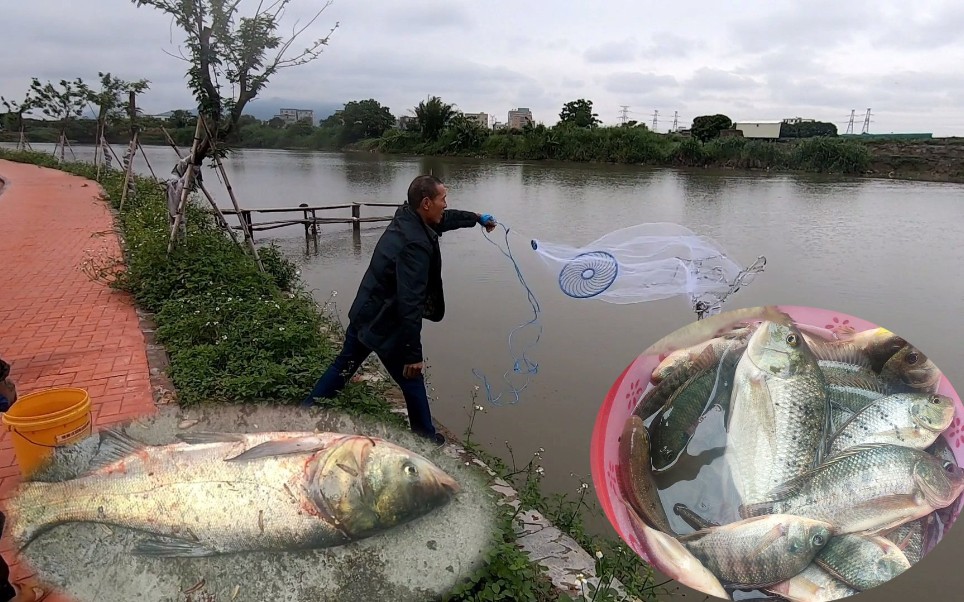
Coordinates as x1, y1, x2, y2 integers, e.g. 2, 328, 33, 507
9, 142, 964, 601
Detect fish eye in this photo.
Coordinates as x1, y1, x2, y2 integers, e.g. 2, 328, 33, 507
907, 352, 920, 365
943, 461, 956, 472
786, 334, 799, 347
403, 462, 418, 477
931, 396, 942, 404
812, 534, 826, 547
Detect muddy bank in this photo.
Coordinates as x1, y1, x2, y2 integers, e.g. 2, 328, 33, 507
862, 138, 964, 183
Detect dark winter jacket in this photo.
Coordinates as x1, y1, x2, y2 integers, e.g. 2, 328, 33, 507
348, 204, 480, 364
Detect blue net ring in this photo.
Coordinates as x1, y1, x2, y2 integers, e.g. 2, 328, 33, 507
559, 251, 618, 299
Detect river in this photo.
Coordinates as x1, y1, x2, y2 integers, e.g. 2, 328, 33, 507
9, 142, 964, 601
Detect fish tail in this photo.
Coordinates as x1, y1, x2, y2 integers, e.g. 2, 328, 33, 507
4, 481, 72, 549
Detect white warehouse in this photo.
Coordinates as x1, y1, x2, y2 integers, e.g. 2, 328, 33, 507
733, 121, 783, 139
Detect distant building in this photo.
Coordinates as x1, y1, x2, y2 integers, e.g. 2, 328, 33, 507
275, 108, 314, 124
396, 115, 416, 130
732, 121, 783, 139
462, 112, 489, 128
508, 107, 533, 129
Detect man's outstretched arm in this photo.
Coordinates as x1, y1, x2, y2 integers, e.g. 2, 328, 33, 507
435, 209, 496, 234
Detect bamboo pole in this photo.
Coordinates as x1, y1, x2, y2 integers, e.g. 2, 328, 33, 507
136, 139, 159, 183
118, 132, 138, 211
159, 126, 242, 248
198, 118, 264, 272
167, 117, 204, 254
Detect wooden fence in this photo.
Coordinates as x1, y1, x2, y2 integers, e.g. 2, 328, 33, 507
214, 202, 402, 246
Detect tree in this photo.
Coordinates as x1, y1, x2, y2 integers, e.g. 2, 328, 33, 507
780, 120, 838, 138
690, 114, 733, 142
558, 98, 601, 128
88, 72, 151, 136
131, 0, 338, 158
333, 99, 396, 144
413, 96, 455, 141
28, 77, 92, 160
0, 91, 37, 149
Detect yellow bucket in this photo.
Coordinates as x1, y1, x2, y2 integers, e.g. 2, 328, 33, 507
2, 387, 93, 478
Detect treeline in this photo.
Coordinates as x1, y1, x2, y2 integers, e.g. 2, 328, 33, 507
3, 95, 874, 175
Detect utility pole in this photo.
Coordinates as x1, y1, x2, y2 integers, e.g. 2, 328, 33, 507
861, 108, 873, 134
672, 111, 679, 132
845, 109, 855, 135
652, 109, 659, 131
619, 105, 630, 125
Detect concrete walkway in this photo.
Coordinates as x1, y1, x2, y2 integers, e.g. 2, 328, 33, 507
0, 160, 157, 601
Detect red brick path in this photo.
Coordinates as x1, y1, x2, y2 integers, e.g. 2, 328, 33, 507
0, 160, 158, 601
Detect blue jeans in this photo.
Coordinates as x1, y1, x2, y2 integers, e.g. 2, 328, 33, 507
302, 324, 437, 439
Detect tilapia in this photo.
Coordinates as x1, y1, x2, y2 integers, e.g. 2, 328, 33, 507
767, 564, 859, 602
813, 533, 911, 591
643, 305, 790, 358
5, 429, 459, 557
827, 393, 955, 457
635, 344, 719, 422
650, 343, 743, 471
652, 325, 752, 384
883, 516, 928, 565
880, 345, 943, 393
742, 443, 964, 535
804, 328, 908, 374
617, 415, 675, 535
677, 514, 832, 589
724, 320, 830, 506
822, 370, 890, 416
619, 496, 730, 600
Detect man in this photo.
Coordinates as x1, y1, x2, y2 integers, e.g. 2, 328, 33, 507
302, 175, 497, 445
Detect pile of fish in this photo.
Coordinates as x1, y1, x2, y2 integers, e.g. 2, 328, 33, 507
618, 312, 964, 602
4, 430, 460, 557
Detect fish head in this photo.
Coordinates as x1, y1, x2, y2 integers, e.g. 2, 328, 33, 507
870, 537, 912, 583
783, 517, 833, 560
745, 320, 816, 379
307, 435, 459, 538
909, 393, 956, 433
914, 453, 964, 510
886, 346, 942, 390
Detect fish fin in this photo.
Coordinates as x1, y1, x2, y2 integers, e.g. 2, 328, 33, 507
813, 344, 872, 369
133, 536, 220, 558
739, 501, 777, 519
812, 555, 852, 586
748, 522, 789, 562
175, 432, 248, 445
824, 370, 891, 395
225, 436, 336, 462
84, 428, 148, 474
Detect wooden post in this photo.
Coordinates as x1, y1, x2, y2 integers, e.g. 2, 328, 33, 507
198, 117, 265, 273
241, 211, 254, 241
310, 208, 318, 251
299, 203, 311, 248
119, 92, 139, 211
351, 202, 361, 235
167, 117, 204, 254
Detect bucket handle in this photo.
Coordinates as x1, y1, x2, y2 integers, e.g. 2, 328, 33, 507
10, 421, 92, 449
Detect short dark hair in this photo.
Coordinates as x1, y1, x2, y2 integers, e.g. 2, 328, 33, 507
407, 175, 443, 209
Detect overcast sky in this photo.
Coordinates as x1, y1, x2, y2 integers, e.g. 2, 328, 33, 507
3, 0, 963, 136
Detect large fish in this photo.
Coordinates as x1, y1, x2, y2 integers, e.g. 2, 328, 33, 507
677, 514, 832, 589
651, 325, 752, 384
5, 429, 459, 557
827, 393, 955, 457
742, 443, 964, 535
724, 319, 830, 506
813, 533, 911, 591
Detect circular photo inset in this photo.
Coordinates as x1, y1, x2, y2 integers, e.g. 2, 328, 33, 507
590, 305, 964, 601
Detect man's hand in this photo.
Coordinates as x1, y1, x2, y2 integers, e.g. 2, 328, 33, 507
403, 362, 424, 379
478, 213, 497, 233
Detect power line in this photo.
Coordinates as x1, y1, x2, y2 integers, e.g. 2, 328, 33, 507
845, 109, 855, 135
652, 109, 659, 131
861, 108, 873, 134
619, 105, 630, 125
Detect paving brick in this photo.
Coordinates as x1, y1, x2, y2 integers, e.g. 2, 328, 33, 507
0, 161, 159, 601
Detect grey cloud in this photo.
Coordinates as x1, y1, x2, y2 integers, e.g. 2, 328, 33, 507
602, 72, 679, 95
562, 78, 584, 88
725, 0, 879, 54
583, 39, 639, 64
871, 6, 964, 50
683, 68, 762, 95
639, 32, 703, 59
378, 0, 475, 31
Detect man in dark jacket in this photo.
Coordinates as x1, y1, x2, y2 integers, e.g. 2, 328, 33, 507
302, 175, 497, 444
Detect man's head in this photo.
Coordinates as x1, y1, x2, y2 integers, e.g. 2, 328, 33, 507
407, 175, 447, 226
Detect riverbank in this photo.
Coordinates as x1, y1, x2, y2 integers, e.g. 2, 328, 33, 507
0, 149, 665, 602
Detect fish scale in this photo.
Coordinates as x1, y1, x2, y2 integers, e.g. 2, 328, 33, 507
745, 443, 964, 535
724, 320, 829, 507
827, 393, 954, 457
